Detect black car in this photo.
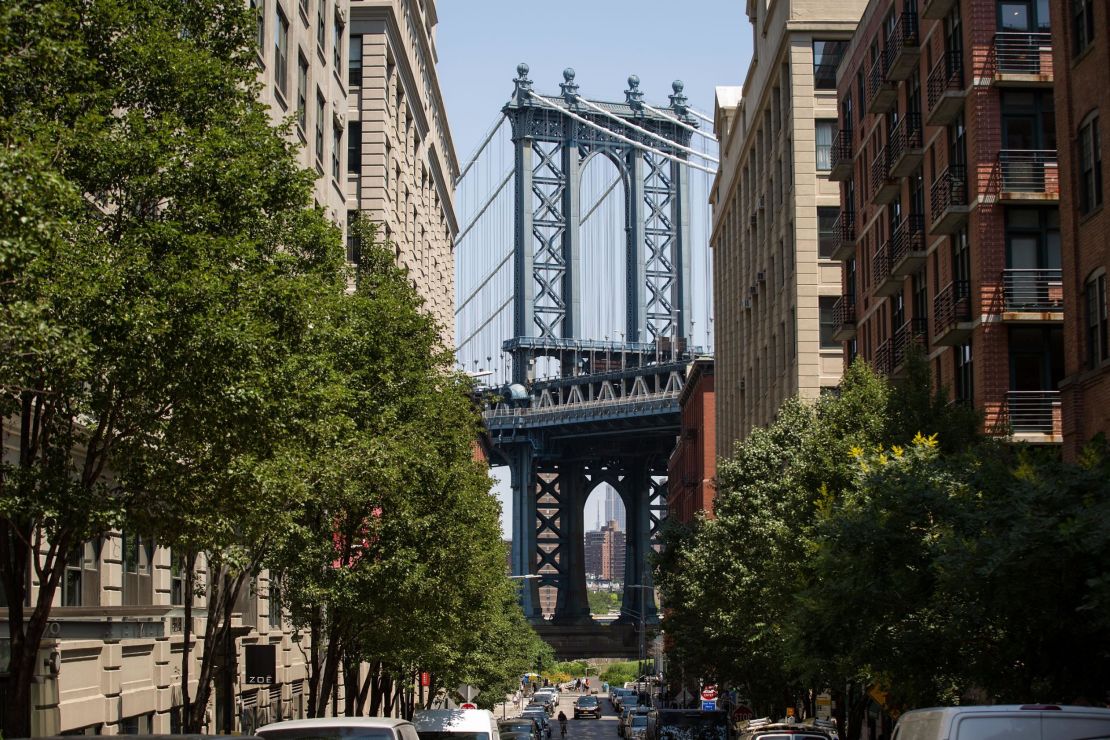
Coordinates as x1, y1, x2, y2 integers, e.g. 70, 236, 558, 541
500, 718, 542, 740
574, 695, 601, 720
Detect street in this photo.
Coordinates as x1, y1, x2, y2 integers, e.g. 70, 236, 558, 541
553, 691, 621, 740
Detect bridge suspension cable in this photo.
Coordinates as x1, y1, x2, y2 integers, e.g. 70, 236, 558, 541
526, 92, 718, 176
640, 102, 717, 141
572, 96, 720, 164
686, 107, 716, 126
454, 167, 513, 246
455, 114, 507, 185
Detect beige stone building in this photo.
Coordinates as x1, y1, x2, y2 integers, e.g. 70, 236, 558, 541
254, 0, 352, 230
710, 0, 866, 456
348, 0, 459, 342
2, 0, 462, 734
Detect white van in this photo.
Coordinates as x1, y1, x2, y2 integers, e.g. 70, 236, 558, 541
413, 709, 501, 740
893, 705, 1110, 740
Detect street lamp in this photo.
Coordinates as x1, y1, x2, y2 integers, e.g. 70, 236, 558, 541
626, 584, 654, 707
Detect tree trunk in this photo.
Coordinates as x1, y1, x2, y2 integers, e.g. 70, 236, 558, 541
181, 551, 197, 729
356, 660, 378, 715
311, 619, 343, 717
308, 606, 322, 718
186, 561, 251, 732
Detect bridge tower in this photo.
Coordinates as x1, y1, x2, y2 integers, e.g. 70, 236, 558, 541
485, 64, 704, 650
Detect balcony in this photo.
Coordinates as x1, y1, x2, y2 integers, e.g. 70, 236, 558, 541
999, 390, 1061, 437
992, 32, 1054, 86
995, 150, 1059, 202
830, 129, 854, 181
889, 213, 926, 277
871, 147, 899, 205
892, 317, 928, 374
867, 54, 897, 114
872, 241, 901, 297
929, 164, 970, 234
933, 280, 974, 345
885, 12, 921, 80
873, 338, 893, 376
1001, 268, 1063, 318
830, 211, 857, 261
926, 51, 965, 127
888, 114, 924, 177
922, 0, 957, 20
833, 295, 857, 341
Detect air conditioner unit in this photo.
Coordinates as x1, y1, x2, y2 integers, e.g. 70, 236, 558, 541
756, 271, 766, 283
749, 214, 757, 227
739, 378, 746, 391
742, 297, 752, 309
758, 195, 766, 210
749, 285, 758, 296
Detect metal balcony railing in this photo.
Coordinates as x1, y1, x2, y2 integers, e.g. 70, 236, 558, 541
930, 164, 968, 221
993, 32, 1054, 78
873, 241, 893, 287
867, 52, 896, 111
831, 129, 853, 176
890, 213, 925, 266
837, 210, 855, 243
893, 317, 928, 368
834, 295, 856, 328
888, 113, 923, 171
887, 11, 920, 50
1001, 390, 1060, 435
871, 146, 891, 191
927, 51, 964, 115
1002, 268, 1063, 311
934, 279, 971, 332
997, 150, 1059, 196
873, 338, 893, 376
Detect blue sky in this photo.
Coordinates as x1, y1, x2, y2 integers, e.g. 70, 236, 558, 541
435, 0, 752, 537
436, 0, 750, 164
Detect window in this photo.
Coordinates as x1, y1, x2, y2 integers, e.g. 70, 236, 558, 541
63, 548, 83, 606
315, 91, 325, 170
817, 207, 838, 259
346, 210, 361, 264
349, 34, 363, 89
332, 123, 342, 181
120, 533, 153, 606
274, 5, 289, 100
348, 121, 362, 174
1087, 274, 1108, 369
819, 296, 839, 348
252, 0, 265, 56
1072, 0, 1095, 55
813, 40, 849, 90
956, 341, 973, 404
170, 555, 186, 606
333, 12, 344, 75
1079, 115, 1102, 214
296, 54, 308, 133
316, 0, 326, 57
268, 581, 282, 628
815, 120, 835, 171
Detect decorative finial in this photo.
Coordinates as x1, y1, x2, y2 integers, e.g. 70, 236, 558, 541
560, 67, 579, 105
625, 74, 644, 112
669, 79, 692, 122
512, 62, 533, 104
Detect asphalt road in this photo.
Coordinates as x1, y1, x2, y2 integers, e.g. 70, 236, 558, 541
552, 690, 621, 740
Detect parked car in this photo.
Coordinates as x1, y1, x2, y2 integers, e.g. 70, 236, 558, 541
574, 695, 601, 720
892, 705, 1110, 740
499, 719, 541, 740
532, 690, 557, 716
620, 706, 649, 738
611, 688, 630, 711
412, 710, 501, 740
520, 709, 552, 740
627, 715, 650, 740
738, 718, 837, 740
258, 717, 418, 740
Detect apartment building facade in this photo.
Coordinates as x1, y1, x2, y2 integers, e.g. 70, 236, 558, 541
347, 0, 459, 342
710, 0, 866, 457
667, 359, 717, 524
584, 521, 627, 584
1050, 0, 1108, 458
830, 0, 1064, 441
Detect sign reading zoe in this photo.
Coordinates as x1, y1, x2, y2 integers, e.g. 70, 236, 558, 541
244, 644, 277, 685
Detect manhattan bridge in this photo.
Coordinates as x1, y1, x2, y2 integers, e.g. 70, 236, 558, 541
454, 64, 717, 658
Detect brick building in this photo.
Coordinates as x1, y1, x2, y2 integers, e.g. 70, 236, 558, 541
831, 0, 1064, 442
584, 521, 626, 583
667, 359, 717, 524
1050, 0, 1108, 458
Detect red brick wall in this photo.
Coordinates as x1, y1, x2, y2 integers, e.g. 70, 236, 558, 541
1050, 0, 1110, 459
667, 362, 717, 524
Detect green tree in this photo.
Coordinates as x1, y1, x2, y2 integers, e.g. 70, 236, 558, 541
0, 0, 343, 733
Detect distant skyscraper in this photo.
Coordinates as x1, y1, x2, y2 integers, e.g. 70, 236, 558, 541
603, 487, 625, 531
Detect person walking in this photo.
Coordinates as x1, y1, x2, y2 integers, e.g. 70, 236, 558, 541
558, 710, 568, 738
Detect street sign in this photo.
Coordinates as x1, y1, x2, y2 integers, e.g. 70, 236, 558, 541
733, 706, 754, 723
244, 644, 276, 685
700, 685, 718, 701
461, 702, 478, 710
816, 692, 833, 720
457, 684, 481, 702
702, 700, 717, 712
